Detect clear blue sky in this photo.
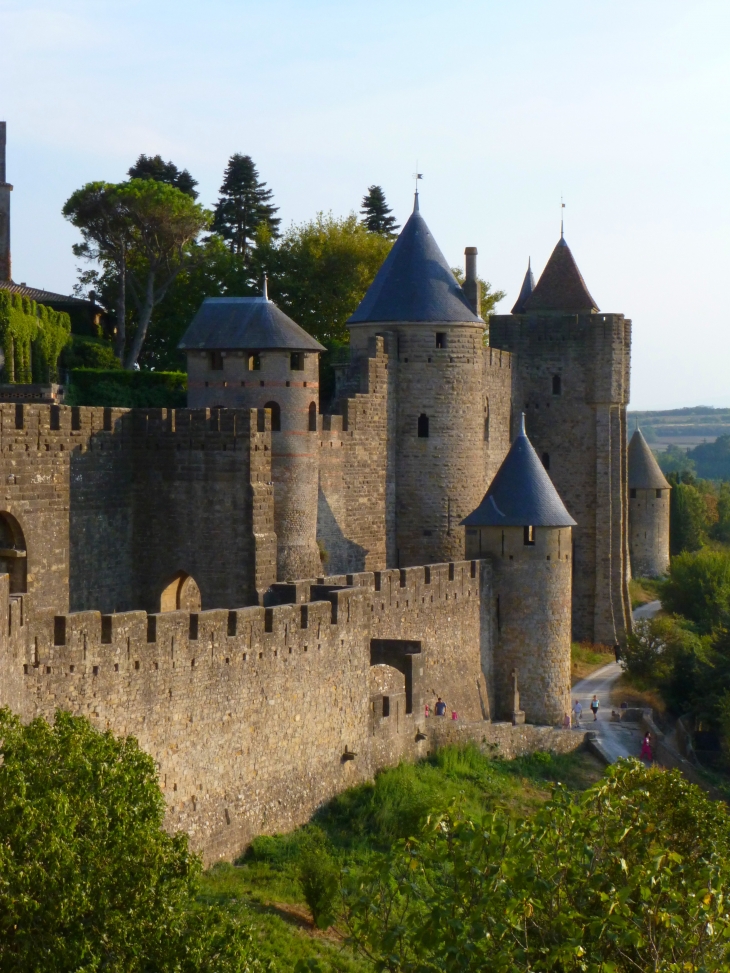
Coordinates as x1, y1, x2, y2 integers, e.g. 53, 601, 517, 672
2, 0, 729, 409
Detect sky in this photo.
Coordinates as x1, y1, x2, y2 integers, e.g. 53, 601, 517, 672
1, 0, 729, 409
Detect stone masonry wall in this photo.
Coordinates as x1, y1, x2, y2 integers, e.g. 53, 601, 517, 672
490, 312, 632, 645
629, 488, 670, 578
10, 559, 493, 864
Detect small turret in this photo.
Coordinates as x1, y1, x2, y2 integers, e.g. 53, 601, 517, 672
628, 428, 670, 577
180, 293, 325, 581
463, 415, 575, 725
511, 259, 534, 314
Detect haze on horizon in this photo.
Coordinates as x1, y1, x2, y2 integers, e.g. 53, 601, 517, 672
1, 0, 728, 411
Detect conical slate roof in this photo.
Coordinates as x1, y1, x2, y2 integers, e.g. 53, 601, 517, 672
179, 297, 325, 352
347, 196, 482, 325
628, 428, 670, 490
522, 236, 599, 313
462, 415, 576, 528
511, 258, 535, 313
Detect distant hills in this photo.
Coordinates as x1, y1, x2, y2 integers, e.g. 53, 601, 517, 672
627, 406, 730, 451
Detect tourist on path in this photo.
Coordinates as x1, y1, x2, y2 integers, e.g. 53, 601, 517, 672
590, 695, 600, 721
434, 697, 446, 717
572, 700, 583, 725
640, 732, 653, 763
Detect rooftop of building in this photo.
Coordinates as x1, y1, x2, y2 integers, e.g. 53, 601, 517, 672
628, 428, 670, 490
347, 195, 482, 326
521, 235, 599, 314
0, 280, 94, 307
511, 258, 535, 314
179, 295, 326, 353
462, 415, 576, 528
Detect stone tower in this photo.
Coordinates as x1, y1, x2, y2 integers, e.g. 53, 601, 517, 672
628, 427, 670, 577
490, 235, 632, 646
180, 292, 325, 581
463, 415, 575, 725
347, 195, 488, 568
0, 122, 12, 282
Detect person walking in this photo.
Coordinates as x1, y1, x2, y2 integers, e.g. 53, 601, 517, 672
640, 732, 653, 763
572, 699, 583, 725
434, 697, 446, 717
590, 695, 600, 721
562, 712, 571, 729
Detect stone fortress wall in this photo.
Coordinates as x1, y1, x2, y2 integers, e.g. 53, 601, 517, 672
490, 312, 632, 645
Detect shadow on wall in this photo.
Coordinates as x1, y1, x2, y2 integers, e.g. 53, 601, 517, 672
317, 486, 368, 574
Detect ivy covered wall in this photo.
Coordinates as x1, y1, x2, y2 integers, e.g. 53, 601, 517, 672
0, 290, 71, 383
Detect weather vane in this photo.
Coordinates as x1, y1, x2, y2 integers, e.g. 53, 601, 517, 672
561, 194, 565, 238
413, 163, 423, 196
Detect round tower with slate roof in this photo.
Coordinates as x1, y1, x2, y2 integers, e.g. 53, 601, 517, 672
180, 291, 326, 581
463, 415, 575, 725
628, 427, 670, 577
347, 194, 491, 568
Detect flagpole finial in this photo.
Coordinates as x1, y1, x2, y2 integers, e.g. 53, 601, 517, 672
561, 195, 565, 239
262, 274, 268, 300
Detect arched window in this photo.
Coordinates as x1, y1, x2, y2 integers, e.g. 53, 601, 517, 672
417, 413, 429, 438
552, 375, 562, 395
264, 401, 281, 432
308, 401, 317, 432
542, 452, 550, 470
160, 572, 202, 613
0, 512, 27, 594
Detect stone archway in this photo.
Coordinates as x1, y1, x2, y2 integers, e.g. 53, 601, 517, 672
159, 572, 202, 613
0, 512, 27, 593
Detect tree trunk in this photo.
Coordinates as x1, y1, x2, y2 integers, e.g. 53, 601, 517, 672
124, 271, 155, 370
114, 252, 127, 363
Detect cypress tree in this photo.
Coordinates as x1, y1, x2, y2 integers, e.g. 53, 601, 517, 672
127, 154, 199, 199
212, 155, 280, 260
360, 186, 399, 237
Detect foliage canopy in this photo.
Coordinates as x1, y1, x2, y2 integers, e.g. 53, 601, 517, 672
0, 290, 71, 383
360, 186, 400, 237
0, 708, 264, 973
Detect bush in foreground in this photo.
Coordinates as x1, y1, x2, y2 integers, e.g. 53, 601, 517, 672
343, 760, 730, 972
0, 709, 263, 972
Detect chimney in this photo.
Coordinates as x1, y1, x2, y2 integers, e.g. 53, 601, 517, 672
0, 122, 12, 282
463, 246, 480, 317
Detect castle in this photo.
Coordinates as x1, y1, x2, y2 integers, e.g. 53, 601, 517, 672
0, 123, 671, 862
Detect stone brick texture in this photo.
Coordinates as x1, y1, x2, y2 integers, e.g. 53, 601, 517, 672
490, 311, 632, 645
629, 488, 670, 577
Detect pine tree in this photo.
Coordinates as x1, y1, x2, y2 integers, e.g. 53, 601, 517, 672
360, 185, 399, 237
127, 154, 199, 199
212, 154, 280, 260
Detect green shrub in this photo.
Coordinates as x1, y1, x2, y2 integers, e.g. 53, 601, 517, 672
298, 830, 338, 929
0, 289, 71, 383
66, 368, 187, 408
62, 335, 121, 371
662, 546, 730, 632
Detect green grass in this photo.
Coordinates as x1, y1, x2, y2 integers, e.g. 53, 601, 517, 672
199, 745, 605, 972
629, 576, 663, 609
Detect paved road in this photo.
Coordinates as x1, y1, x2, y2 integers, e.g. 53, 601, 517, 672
571, 600, 662, 762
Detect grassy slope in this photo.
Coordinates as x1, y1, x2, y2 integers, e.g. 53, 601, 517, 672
199, 745, 605, 972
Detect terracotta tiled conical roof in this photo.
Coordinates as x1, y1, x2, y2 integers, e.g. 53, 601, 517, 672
628, 429, 670, 490
511, 258, 535, 313
347, 196, 481, 325
462, 415, 576, 528
522, 236, 599, 313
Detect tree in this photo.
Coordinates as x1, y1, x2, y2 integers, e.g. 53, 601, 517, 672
688, 434, 730, 480
128, 153, 199, 199
343, 761, 730, 972
360, 186, 399, 237
657, 443, 696, 476
63, 182, 132, 362
661, 546, 730, 633
452, 267, 506, 342
668, 478, 709, 554
258, 213, 393, 345
0, 708, 263, 972
212, 155, 280, 261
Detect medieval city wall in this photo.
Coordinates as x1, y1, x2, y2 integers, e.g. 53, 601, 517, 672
0, 404, 276, 617
490, 312, 632, 644
9, 559, 500, 863
317, 336, 394, 574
